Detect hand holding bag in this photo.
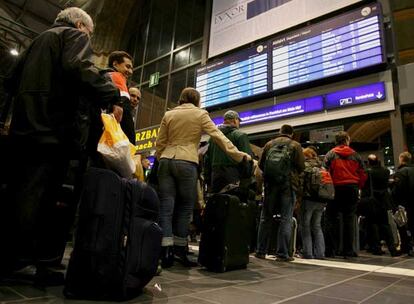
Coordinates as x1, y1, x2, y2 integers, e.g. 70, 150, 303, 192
97, 113, 136, 177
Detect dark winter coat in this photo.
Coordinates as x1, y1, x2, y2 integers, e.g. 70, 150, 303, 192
5, 21, 120, 149
259, 134, 305, 192
205, 124, 252, 168
393, 164, 414, 207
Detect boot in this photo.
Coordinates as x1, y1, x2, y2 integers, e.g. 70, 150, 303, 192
160, 246, 174, 268
174, 245, 198, 267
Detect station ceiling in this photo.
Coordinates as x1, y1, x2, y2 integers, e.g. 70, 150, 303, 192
0, 0, 68, 54
0, 0, 408, 149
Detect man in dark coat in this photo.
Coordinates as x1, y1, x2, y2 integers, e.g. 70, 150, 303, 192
0, 7, 122, 285
255, 124, 305, 261
392, 151, 414, 256
87, 51, 136, 167
204, 110, 253, 193
362, 154, 399, 256
101, 51, 135, 144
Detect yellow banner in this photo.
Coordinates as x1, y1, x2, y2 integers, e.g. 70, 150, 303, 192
135, 125, 160, 152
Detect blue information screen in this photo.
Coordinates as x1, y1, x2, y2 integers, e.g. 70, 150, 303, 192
196, 3, 384, 109
211, 82, 386, 127
196, 44, 269, 108
272, 4, 383, 90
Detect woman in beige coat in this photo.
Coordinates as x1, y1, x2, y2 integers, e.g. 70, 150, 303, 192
156, 87, 251, 268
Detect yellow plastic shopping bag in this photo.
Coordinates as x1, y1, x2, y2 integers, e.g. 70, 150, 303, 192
97, 113, 137, 177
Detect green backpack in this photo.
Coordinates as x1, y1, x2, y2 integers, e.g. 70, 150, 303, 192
264, 141, 292, 184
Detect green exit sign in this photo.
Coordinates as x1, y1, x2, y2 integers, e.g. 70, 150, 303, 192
149, 72, 160, 88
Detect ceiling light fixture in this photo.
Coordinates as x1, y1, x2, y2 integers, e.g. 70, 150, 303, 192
10, 49, 19, 56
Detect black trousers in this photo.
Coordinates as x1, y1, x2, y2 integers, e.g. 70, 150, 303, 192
325, 185, 359, 256
366, 204, 397, 254
0, 139, 68, 268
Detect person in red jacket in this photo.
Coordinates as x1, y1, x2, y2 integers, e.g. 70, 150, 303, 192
323, 131, 367, 258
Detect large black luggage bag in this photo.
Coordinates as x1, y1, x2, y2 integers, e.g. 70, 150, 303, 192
198, 193, 253, 272
64, 167, 162, 300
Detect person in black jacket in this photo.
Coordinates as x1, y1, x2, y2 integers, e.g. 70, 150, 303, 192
0, 7, 122, 285
87, 50, 135, 161
392, 151, 414, 256
362, 154, 399, 256
255, 124, 305, 262
103, 51, 135, 144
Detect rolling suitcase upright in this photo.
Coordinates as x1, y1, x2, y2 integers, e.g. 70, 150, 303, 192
198, 193, 252, 272
267, 216, 297, 257
64, 167, 162, 300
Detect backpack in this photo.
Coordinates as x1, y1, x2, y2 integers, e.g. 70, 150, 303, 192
264, 141, 292, 184
304, 165, 335, 201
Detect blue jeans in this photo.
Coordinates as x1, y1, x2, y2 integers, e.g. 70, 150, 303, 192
257, 182, 295, 258
300, 199, 326, 258
157, 159, 198, 247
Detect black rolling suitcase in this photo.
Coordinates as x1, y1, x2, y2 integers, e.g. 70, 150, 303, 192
64, 167, 162, 300
198, 193, 253, 272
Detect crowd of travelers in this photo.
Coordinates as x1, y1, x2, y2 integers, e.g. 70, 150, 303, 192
0, 7, 413, 294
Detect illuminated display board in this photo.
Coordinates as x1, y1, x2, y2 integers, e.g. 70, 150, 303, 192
325, 81, 385, 109
212, 82, 386, 126
196, 3, 384, 109
272, 3, 383, 89
212, 96, 324, 125
196, 44, 269, 108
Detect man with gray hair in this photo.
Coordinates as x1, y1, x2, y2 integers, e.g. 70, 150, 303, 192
0, 7, 122, 285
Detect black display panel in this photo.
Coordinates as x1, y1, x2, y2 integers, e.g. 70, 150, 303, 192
196, 2, 385, 109
196, 44, 269, 108
271, 3, 383, 90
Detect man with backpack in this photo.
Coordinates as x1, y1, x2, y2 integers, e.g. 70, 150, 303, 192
204, 110, 253, 193
255, 124, 305, 261
323, 131, 367, 258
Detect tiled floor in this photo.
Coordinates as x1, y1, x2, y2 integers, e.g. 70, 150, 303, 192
1, 249, 414, 304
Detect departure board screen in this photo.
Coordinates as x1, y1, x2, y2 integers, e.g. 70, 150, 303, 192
272, 3, 383, 90
196, 44, 269, 108
196, 3, 384, 109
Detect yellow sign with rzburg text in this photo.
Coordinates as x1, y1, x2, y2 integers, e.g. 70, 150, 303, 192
135, 125, 160, 152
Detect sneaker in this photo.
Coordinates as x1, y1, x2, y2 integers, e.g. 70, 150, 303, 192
254, 252, 266, 259
276, 256, 294, 262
